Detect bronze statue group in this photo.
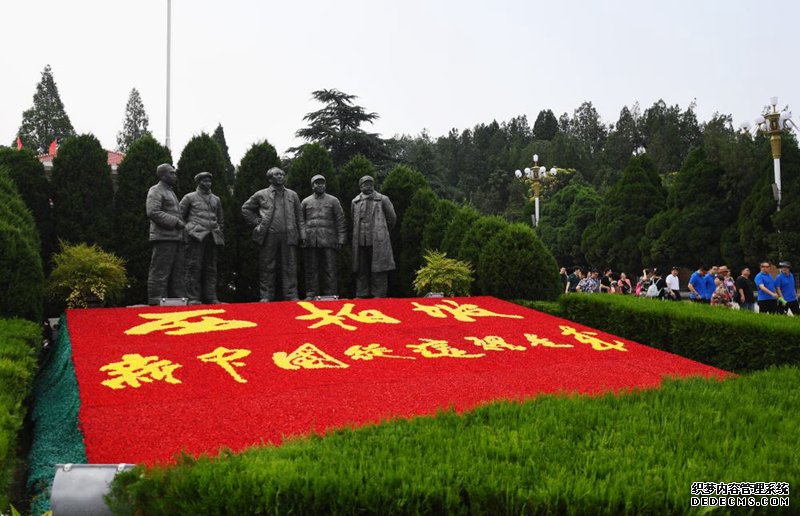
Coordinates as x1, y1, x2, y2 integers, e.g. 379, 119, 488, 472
145, 164, 395, 306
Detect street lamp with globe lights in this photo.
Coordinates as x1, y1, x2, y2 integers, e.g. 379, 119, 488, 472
514, 154, 557, 227
740, 97, 797, 214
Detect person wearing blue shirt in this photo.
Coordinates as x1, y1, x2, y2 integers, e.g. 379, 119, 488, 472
776, 261, 798, 316
703, 265, 718, 302
688, 266, 708, 303
754, 261, 779, 314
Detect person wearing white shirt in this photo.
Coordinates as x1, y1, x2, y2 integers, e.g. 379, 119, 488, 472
666, 266, 681, 301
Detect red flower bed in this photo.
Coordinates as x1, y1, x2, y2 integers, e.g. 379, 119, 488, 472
66, 296, 730, 464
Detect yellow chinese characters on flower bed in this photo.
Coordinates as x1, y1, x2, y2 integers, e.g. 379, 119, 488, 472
411, 300, 524, 322
125, 309, 257, 336
296, 302, 401, 331
273, 343, 349, 370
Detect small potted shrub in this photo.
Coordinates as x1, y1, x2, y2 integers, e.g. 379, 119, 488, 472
413, 250, 474, 297
48, 242, 127, 308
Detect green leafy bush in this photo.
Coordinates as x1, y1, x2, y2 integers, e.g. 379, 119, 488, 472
412, 250, 473, 297
47, 242, 127, 308
456, 215, 508, 294
478, 223, 561, 301
0, 167, 43, 322
107, 367, 799, 515
0, 318, 40, 511
551, 294, 800, 372
397, 188, 439, 296
440, 204, 480, 257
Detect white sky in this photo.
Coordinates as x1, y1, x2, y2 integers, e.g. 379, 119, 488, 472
2, 1, 798, 166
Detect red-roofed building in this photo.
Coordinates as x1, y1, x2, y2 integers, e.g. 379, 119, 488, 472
38, 149, 126, 190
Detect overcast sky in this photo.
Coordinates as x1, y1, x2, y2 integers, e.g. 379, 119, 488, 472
2, 1, 798, 166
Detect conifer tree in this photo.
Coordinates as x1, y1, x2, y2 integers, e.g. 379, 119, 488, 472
17, 65, 75, 154
51, 134, 114, 246
116, 88, 152, 152
212, 123, 236, 185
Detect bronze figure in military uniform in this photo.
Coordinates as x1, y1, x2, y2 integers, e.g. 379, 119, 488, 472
146, 163, 187, 305
241, 167, 306, 301
351, 175, 396, 298
180, 171, 224, 305
301, 174, 346, 299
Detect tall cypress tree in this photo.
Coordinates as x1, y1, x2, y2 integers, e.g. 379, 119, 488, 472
212, 123, 236, 186
52, 134, 114, 246
17, 65, 75, 154
111, 135, 172, 304
116, 88, 152, 152
231, 140, 281, 301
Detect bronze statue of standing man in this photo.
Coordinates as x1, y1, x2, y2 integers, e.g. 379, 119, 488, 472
301, 174, 346, 299
351, 175, 396, 298
146, 163, 186, 305
242, 167, 306, 301
180, 171, 224, 305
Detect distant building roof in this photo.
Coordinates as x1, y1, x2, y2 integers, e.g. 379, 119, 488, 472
38, 149, 126, 171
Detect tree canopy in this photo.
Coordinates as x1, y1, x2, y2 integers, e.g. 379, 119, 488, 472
17, 65, 75, 154
116, 88, 151, 152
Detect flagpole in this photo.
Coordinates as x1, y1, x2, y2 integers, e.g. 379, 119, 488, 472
165, 0, 172, 152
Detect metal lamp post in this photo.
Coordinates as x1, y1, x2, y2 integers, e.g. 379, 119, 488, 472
742, 97, 797, 213
514, 154, 557, 227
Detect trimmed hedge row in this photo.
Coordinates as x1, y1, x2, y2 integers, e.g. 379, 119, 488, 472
517, 294, 800, 372
0, 318, 40, 511
108, 367, 799, 515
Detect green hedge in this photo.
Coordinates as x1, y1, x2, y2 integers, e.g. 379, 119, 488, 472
108, 367, 799, 514
0, 318, 40, 511
518, 294, 800, 373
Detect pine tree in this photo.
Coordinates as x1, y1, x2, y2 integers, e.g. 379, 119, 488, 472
51, 134, 114, 246
295, 89, 386, 167
212, 124, 236, 186
17, 65, 75, 154
116, 88, 152, 152
110, 136, 172, 304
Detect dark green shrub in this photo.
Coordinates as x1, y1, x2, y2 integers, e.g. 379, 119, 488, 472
48, 242, 127, 309
412, 250, 473, 296
0, 168, 43, 322
421, 198, 458, 252
232, 141, 281, 301
557, 294, 800, 372
514, 298, 564, 317
0, 318, 40, 511
397, 188, 439, 296
110, 135, 172, 305
380, 165, 429, 296
456, 215, 509, 269
441, 204, 480, 257
478, 223, 561, 301
51, 134, 114, 246
0, 148, 55, 269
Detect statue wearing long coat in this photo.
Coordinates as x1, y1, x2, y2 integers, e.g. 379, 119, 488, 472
351, 191, 396, 273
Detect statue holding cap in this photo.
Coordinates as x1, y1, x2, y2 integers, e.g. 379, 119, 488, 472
301, 175, 346, 299
145, 163, 187, 305
179, 171, 224, 304
351, 175, 396, 298
241, 167, 306, 301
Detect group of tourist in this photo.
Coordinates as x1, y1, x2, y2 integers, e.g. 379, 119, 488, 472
561, 262, 798, 315
145, 164, 396, 306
